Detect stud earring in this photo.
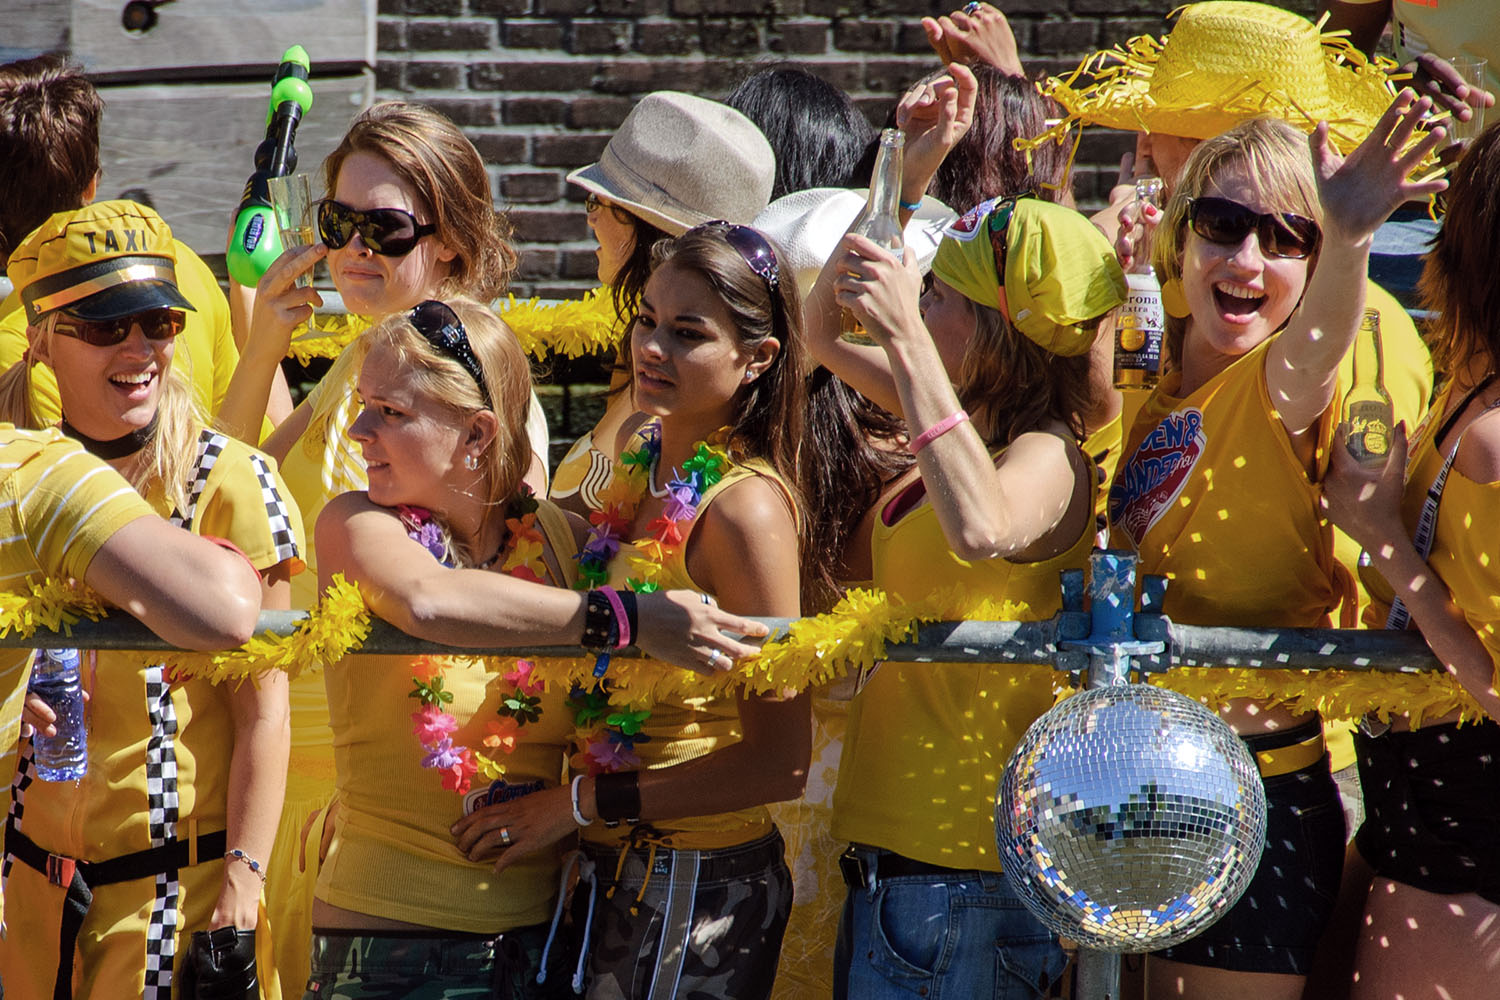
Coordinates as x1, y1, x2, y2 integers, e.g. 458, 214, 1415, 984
464, 454, 478, 470
744, 371, 757, 383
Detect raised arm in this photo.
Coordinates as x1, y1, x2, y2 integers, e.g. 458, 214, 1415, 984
1268, 92, 1447, 439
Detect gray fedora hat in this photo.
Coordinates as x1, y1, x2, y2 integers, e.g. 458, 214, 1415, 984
567, 92, 775, 236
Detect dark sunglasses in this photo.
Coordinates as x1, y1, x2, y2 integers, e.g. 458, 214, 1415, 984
318, 199, 437, 257
409, 300, 493, 411
52, 307, 186, 346
696, 221, 781, 295
1187, 196, 1320, 260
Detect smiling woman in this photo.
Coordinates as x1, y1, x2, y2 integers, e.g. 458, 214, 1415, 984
0, 201, 300, 1000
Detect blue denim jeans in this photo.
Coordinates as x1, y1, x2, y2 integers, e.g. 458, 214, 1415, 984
834, 847, 1066, 1000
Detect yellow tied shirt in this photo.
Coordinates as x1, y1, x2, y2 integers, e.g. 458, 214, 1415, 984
0, 427, 154, 751
316, 500, 579, 933
1362, 382, 1500, 691
579, 460, 795, 850
0, 240, 240, 421
1107, 334, 1342, 629
832, 454, 1096, 872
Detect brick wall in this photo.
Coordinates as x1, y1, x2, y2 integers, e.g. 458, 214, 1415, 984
375, 0, 1317, 298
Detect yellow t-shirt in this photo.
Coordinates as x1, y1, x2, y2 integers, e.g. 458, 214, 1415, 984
0, 240, 240, 421
1339, 0, 1500, 95
0, 427, 155, 751
316, 500, 578, 933
1107, 334, 1342, 629
579, 459, 795, 849
1361, 382, 1500, 687
831, 452, 1096, 871
12, 429, 304, 862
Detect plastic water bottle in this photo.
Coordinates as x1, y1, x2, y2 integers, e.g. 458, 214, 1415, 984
28, 648, 88, 782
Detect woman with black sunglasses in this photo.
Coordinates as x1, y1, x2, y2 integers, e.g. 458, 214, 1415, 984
1103, 98, 1447, 999
0, 201, 299, 999
212, 101, 553, 997
445, 224, 812, 1000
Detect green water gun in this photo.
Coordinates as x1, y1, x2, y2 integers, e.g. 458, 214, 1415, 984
227, 46, 314, 287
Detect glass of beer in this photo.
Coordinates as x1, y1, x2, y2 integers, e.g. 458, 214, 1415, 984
268, 173, 318, 333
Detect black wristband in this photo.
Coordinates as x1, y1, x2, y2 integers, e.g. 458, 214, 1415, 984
581, 590, 618, 654
617, 590, 638, 648
594, 770, 642, 825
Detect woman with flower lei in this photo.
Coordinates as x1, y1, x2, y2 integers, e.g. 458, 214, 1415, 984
452, 224, 811, 1000
310, 297, 764, 999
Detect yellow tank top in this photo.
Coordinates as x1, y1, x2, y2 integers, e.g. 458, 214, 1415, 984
579, 459, 795, 849
316, 500, 579, 932
1106, 335, 1341, 628
1362, 383, 1500, 681
549, 427, 614, 513
831, 449, 1095, 871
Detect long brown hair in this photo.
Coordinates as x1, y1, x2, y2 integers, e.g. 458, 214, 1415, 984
956, 300, 1093, 446
622, 225, 809, 582
1421, 123, 1500, 381
323, 102, 518, 303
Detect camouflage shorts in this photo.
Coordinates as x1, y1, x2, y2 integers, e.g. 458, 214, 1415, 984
301, 920, 573, 1000
580, 830, 792, 1000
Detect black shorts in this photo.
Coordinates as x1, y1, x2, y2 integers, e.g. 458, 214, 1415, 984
1156, 731, 1344, 976
1355, 719, 1500, 904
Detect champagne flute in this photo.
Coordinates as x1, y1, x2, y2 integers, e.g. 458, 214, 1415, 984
268, 173, 318, 334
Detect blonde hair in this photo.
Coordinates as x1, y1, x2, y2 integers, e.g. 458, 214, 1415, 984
0, 314, 205, 513
362, 298, 534, 564
1153, 117, 1322, 367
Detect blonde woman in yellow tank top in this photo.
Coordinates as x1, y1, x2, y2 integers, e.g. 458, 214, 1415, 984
310, 297, 768, 998
1105, 99, 1447, 998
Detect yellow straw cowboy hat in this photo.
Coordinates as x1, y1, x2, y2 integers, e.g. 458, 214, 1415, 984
1042, 2, 1400, 152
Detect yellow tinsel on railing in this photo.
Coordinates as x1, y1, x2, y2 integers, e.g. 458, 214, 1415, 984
2, 576, 1486, 725
284, 289, 622, 365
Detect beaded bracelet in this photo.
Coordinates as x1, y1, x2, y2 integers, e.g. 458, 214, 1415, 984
224, 848, 267, 883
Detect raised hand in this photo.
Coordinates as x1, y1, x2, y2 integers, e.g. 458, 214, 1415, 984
831, 235, 925, 350
895, 62, 978, 202
1406, 53, 1495, 135
922, 3, 1023, 76
1314, 89, 1449, 247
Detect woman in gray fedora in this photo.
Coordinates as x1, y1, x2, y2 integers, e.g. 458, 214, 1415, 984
549, 91, 777, 517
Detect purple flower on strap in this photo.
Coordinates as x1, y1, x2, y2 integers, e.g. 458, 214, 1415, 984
580, 528, 621, 562
663, 478, 700, 522
397, 504, 448, 561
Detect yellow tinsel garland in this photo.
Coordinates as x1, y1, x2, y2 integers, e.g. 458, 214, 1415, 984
1, 577, 1486, 725
285, 289, 622, 365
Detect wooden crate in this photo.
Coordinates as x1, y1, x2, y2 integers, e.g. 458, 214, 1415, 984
96, 73, 374, 257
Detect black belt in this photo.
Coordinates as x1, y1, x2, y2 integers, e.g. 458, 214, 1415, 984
839, 846, 985, 889
4, 822, 226, 1000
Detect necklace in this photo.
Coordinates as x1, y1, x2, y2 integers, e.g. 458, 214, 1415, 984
60, 412, 159, 460
406, 489, 552, 796
569, 420, 733, 774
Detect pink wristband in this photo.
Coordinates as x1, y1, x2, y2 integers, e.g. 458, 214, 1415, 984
599, 585, 631, 649
908, 410, 970, 455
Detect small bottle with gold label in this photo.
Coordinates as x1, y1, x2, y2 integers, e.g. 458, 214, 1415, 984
1344, 309, 1395, 466
1114, 177, 1165, 390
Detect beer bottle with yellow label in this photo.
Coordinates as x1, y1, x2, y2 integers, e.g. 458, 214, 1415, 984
1345, 308, 1395, 466
1114, 176, 1165, 389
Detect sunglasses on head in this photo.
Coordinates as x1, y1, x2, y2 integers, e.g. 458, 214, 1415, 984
408, 299, 493, 411
52, 307, 186, 347
695, 221, 781, 295
317, 199, 437, 257
1187, 196, 1320, 260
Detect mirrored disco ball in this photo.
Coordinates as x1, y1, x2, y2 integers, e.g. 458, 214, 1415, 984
996, 684, 1266, 952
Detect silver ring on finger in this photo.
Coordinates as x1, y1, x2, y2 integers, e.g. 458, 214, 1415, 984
963, 1, 981, 14
708, 649, 724, 669
500, 826, 513, 847
701, 593, 711, 605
